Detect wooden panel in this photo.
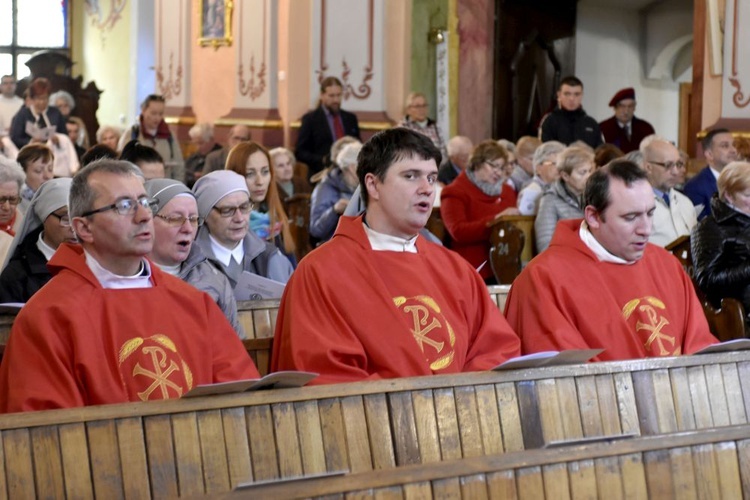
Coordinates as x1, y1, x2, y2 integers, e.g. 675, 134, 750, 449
2, 429, 35, 498
516, 466, 545, 498
433, 388, 461, 460
363, 394, 395, 470
454, 386, 483, 458
144, 414, 179, 499
411, 390, 441, 464
541, 462, 570, 500
688, 366, 714, 428
721, 363, 748, 425
692, 444, 721, 499
567, 459, 597, 499
715, 441, 743, 498
644, 449, 675, 498
613, 372, 640, 436
554, 377, 583, 439
704, 364, 731, 427
294, 400, 327, 475
576, 376, 603, 437
245, 405, 280, 481
388, 391, 421, 466
515, 381, 544, 449
594, 456, 624, 500
459, 473, 489, 499
669, 447, 698, 499
619, 453, 648, 498
221, 407, 253, 488
341, 396, 374, 473
473, 384, 504, 456
116, 417, 150, 500
495, 382, 524, 452
486, 470, 517, 499
171, 412, 205, 496
30, 426, 65, 498
271, 402, 304, 478
58, 423, 94, 498
536, 379, 566, 444
319, 398, 350, 472
670, 367, 697, 431
197, 410, 231, 494
87, 419, 124, 498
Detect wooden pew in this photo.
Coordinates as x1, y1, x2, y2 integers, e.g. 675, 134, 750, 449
2, 351, 750, 497
488, 215, 535, 284
237, 424, 750, 498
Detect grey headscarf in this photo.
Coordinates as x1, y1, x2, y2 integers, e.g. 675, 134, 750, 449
2, 177, 72, 270
192, 170, 249, 219
145, 178, 194, 215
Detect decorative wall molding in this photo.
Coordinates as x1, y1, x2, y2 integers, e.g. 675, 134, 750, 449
234, 0, 276, 109
155, 0, 189, 105
728, 0, 750, 108
84, 0, 127, 45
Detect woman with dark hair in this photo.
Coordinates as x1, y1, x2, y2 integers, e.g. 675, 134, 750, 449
16, 143, 54, 211
224, 141, 296, 260
440, 140, 519, 283
119, 140, 165, 180
9, 78, 67, 149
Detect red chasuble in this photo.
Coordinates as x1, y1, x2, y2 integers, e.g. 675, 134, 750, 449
504, 219, 717, 360
271, 216, 520, 385
0, 244, 259, 413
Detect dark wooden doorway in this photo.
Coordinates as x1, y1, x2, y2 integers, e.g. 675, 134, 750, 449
492, 0, 578, 141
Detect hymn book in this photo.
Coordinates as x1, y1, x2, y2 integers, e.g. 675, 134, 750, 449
182, 371, 318, 397
693, 339, 750, 355
234, 271, 286, 301
492, 349, 604, 370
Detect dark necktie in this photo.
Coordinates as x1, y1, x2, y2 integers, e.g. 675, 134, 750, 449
662, 191, 670, 207
332, 113, 344, 140
36, 113, 45, 128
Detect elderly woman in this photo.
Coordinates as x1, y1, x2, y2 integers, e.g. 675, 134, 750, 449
692, 161, 750, 321
49, 90, 75, 120
96, 125, 122, 152
517, 141, 565, 215
270, 147, 311, 201
0, 178, 73, 302
0, 157, 26, 264
309, 141, 362, 244
534, 146, 595, 253
17, 144, 54, 210
145, 178, 244, 337
440, 140, 519, 283
192, 170, 293, 288
9, 78, 67, 149
225, 141, 296, 260
398, 92, 447, 163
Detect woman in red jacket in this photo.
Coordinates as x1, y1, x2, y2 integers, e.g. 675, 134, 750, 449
440, 140, 519, 283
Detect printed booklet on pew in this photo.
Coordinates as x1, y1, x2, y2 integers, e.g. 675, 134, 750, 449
693, 338, 750, 355
182, 371, 318, 398
493, 349, 604, 370
234, 271, 285, 301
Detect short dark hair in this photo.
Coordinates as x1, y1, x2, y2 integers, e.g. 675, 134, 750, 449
584, 159, 648, 217
357, 128, 441, 206
119, 140, 164, 165
559, 75, 583, 90
17, 144, 53, 171
70, 160, 141, 218
320, 76, 343, 93
28, 78, 51, 98
81, 144, 118, 167
140, 94, 166, 111
701, 127, 731, 151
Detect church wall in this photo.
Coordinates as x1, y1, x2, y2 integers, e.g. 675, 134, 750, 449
575, 3, 681, 144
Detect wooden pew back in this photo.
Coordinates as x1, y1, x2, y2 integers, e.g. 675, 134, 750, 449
2, 352, 750, 497
237, 424, 750, 499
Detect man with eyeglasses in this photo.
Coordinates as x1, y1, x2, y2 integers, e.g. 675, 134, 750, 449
145, 178, 244, 337
599, 88, 655, 154
0, 178, 74, 302
273, 128, 520, 384
640, 136, 697, 247
0, 160, 259, 413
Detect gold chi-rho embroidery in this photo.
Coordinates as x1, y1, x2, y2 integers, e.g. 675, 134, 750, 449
118, 334, 194, 401
622, 296, 680, 356
394, 295, 456, 370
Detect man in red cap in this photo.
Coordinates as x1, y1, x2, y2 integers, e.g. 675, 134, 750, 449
599, 87, 655, 154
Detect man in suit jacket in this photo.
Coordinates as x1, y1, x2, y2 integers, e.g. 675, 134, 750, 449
599, 88, 655, 154
296, 77, 360, 179
683, 128, 737, 219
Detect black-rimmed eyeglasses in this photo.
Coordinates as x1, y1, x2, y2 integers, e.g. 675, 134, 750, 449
212, 202, 253, 218
649, 160, 685, 171
155, 214, 204, 227
80, 197, 157, 218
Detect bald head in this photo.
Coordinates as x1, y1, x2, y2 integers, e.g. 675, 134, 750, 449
447, 136, 473, 170
641, 138, 684, 192
228, 125, 250, 148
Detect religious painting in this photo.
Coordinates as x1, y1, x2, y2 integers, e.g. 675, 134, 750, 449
198, 0, 233, 49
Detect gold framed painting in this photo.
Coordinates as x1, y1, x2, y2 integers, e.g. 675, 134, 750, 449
198, 0, 233, 49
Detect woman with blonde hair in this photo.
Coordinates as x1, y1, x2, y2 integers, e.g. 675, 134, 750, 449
692, 161, 750, 323
225, 141, 296, 260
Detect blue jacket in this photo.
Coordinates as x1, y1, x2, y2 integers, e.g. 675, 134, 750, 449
9, 105, 67, 149
682, 167, 717, 220
310, 167, 355, 242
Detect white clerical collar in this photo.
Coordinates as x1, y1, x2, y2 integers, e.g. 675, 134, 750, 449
363, 223, 418, 253
84, 249, 153, 289
36, 231, 56, 262
154, 261, 181, 276
209, 233, 244, 266
578, 221, 634, 265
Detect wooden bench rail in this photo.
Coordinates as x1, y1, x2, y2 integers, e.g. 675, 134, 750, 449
237, 424, 750, 499
2, 351, 750, 497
